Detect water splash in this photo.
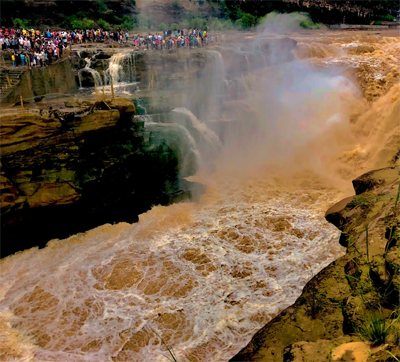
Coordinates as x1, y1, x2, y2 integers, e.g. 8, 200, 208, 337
105, 52, 137, 85
172, 107, 222, 170
172, 108, 222, 148
0, 173, 344, 362
206, 50, 226, 80
135, 97, 149, 115
78, 58, 103, 88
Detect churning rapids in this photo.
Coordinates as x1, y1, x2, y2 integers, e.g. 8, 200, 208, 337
1, 29, 399, 362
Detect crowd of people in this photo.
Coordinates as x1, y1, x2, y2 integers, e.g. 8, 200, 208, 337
1, 28, 68, 68
131, 29, 218, 50
0, 27, 218, 68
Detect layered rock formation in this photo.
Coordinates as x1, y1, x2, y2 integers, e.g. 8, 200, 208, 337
2, 58, 77, 104
0, 96, 203, 257
231, 166, 400, 362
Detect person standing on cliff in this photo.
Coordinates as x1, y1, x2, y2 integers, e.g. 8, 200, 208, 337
20, 52, 25, 67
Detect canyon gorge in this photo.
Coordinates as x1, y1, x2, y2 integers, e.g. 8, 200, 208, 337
1, 26, 399, 362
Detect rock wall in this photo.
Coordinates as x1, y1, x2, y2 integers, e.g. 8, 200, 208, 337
3, 59, 77, 104
0, 96, 203, 257
230, 166, 400, 362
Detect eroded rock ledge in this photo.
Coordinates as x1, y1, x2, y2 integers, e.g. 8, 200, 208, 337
231, 167, 400, 362
1, 96, 204, 258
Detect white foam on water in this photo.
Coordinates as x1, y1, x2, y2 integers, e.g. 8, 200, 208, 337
106, 52, 137, 85
341, 42, 361, 48
0, 175, 345, 362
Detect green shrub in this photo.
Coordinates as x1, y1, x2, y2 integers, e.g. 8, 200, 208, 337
136, 16, 149, 30
96, 1, 108, 15
189, 17, 205, 29
136, 15, 157, 30
98, 18, 110, 30
180, 20, 190, 29
159, 23, 168, 32
349, 197, 372, 209
210, 18, 223, 30
121, 15, 135, 30
235, 19, 243, 28
378, 14, 395, 21
374, 20, 382, 25
71, 18, 95, 29
209, 17, 235, 30
13, 18, 30, 29
300, 20, 321, 29
241, 13, 256, 28
171, 22, 179, 31
355, 314, 390, 346
222, 19, 235, 30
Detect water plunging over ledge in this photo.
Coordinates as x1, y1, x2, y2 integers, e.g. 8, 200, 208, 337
2, 32, 399, 362
78, 58, 103, 88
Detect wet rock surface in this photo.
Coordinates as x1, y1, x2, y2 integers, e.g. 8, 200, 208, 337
0, 96, 204, 258
231, 166, 400, 362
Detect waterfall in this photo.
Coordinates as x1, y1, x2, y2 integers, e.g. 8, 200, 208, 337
206, 50, 226, 81
78, 58, 103, 88
105, 52, 136, 85
135, 97, 148, 115
143, 120, 200, 176
173, 108, 222, 148
204, 50, 227, 120
134, 114, 153, 124
233, 44, 268, 70
174, 123, 201, 162
172, 107, 222, 166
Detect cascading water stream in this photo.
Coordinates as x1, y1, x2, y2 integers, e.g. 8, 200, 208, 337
206, 50, 226, 78
172, 108, 222, 150
172, 107, 222, 169
78, 58, 103, 88
135, 97, 149, 115
105, 52, 137, 85
204, 50, 227, 120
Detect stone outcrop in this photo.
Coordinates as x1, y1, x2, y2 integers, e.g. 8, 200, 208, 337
2, 58, 77, 104
1, 96, 203, 257
231, 166, 400, 362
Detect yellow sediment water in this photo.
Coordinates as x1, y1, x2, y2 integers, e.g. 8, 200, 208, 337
0, 32, 399, 362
